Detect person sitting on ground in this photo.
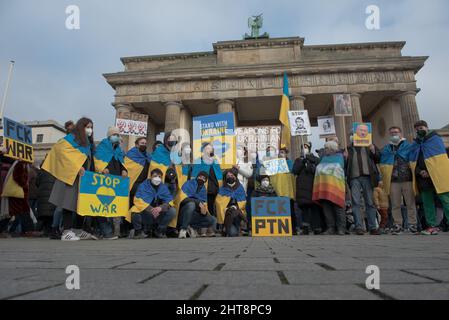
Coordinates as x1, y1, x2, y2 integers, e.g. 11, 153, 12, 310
215, 168, 247, 237
252, 175, 277, 198
177, 171, 216, 239
129, 168, 176, 239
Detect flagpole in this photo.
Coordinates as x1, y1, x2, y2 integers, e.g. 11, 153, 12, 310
342, 116, 348, 150
0, 61, 15, 121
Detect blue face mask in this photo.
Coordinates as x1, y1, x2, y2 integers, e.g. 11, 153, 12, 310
110, 135, 120, 144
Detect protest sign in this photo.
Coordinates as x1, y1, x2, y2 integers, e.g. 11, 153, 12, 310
262, 158, 290, 176
333, 94, 353, 116
2, 117, 33, 163
353, 122, 372, 147
288, 110, 311, 136
317, 116, 337, 139
251, 197, 292, 237
78, 171, 130, 221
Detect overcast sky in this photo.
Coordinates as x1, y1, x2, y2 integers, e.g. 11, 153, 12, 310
1, 0, 448, 144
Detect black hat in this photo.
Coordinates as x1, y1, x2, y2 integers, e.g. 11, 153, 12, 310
197, 171, 209, 180
414, 120, 428, 128
150, 168, 163, 177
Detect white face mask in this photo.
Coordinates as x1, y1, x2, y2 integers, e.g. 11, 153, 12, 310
184, 147, 191, 154
261, 180, 270, 188
85, 128, 93, 137
151, 177, 162, 186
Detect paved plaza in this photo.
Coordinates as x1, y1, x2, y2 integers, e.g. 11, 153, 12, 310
1, 234, 449, 300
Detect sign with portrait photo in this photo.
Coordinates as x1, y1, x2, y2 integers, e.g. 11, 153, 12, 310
353, 122, 372, 147
333, 94, 353, 116
288, 110, 311, 137
317, 116, 336, 139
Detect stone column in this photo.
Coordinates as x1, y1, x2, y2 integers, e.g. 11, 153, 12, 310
146, 118, 156, 151
350, 93, 363, 123
399, 91, 420, 141
164, 101, 182, 133
217, 98, 237, 127
290, 95, 306, 160
115, 103, 134, 151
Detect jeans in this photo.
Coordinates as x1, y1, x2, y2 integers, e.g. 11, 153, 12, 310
321, 200, 346, 232
180, 202, 216, 230
51, 207, 63, 229
132, 207, 176, 233
350, 176, 378, 231
98, 217, 113, 237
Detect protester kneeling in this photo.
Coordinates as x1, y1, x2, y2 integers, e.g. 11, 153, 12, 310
177, 171, 217, 239
216, 168, 247, 237
129, 169, 176, 239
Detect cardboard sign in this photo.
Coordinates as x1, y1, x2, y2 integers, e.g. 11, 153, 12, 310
262, 158, 290, 176
115, 118, 147, 137
78, 171, 130, 220
353, 122, 372, 147
251, 197, 292, 237
235, 126, 281, 163
288, 110, 311, 136
192, 112, 236, 166
334, 94, 353, 116
317, 116, 337, 139
2, 117, 34, 163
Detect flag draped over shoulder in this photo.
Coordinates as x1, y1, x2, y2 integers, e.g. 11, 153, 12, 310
149, 145, 171, 181
379, 141, 411, 195
269, 159, 296, 200
170, 179, 208, 228
279, 72, 291, 150
409, 132, 449, 195
215, 185, 246, 224
124, 147, 151, 190
312, 153, 346, 208
191, 160, 223, 188
41, 134, 91, 186
130, 180, 174, 214
94, 138, 125, 173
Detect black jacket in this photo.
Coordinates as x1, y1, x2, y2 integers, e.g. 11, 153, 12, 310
36, 170, 56, 217
345, 145, 380, 188
292, 154, 320, 206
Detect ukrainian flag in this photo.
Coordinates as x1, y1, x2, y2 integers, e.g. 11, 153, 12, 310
269, 159, 296, 200
279, 72, 291, 150
215, 185, 246, 224
170, 179, 208, 228
379, 141, 411, 195
409, 132, 449, 195
130, 180, 174, 214
94, 138, 125, 173
124, 147, 152, 191
1, 161, 25, 199
149, 144, 172, 181
41, 134, 91, 186
191, 160, 223, 189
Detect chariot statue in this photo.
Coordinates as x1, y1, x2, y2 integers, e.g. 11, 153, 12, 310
244, 14, 269, 39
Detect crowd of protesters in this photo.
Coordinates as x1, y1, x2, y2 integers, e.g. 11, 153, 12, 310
1, 117, 448, 241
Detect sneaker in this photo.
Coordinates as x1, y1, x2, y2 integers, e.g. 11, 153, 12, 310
408, 225, 418, 234
187, 226, 198, 238
103, 235, 119, 240
370, 229, 381, 235
355, 228, 365, 235
49, 228, 61, 240
178, 229, 187, 239
199, 228, 208, 237
61, 230, 80, 241
337, 229, 346, 236
391, 224, 402, 235
153, 230, 167, 239
133, 230, 147, 239
421, 227, 439, 235
76, 230, 98, 240
379, 228, 388, 235
206, 227, 216, 237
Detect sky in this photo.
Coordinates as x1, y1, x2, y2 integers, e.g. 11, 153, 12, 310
1, 0, 449, 149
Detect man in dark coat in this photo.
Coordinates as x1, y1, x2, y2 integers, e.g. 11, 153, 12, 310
292, 143, 323, 234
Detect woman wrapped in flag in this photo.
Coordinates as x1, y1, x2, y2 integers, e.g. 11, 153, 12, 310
42, 117, 97, 241
409, 120, 449, 235
93, 126, 128, 239
312, 140, 347, 235
124, 137, 152, 206
215, 168, 247, 237
176, 171, 217, 238
129, 168, 176, 239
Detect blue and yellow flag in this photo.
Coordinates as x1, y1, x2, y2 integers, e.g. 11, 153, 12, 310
1, 161, 25, 199
170, 179, 208, 228
380, 141, 412, 195
130, 180, 174, 214
124, 147, 152, 190
279, 72, 291, 150
191, 160, 223, 189
94, 138, 125, 173
215, 184, 246, 224
42, 134, 91, 186
409, 132, 449, 195
269, 159, 296, 200
77, 171, 130, 222
149, 144, 172, 181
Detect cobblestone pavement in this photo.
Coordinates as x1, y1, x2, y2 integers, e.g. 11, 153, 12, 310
1, 234, 448, 300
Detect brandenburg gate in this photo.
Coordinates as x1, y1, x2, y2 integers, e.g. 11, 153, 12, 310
104, 35, 427, 159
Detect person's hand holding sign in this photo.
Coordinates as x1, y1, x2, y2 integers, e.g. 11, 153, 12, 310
79, 167, 86, 177
151, 206, 162, 218
199, 202, 208, 215
102, 168, 110, 175
369, 144, 376, 154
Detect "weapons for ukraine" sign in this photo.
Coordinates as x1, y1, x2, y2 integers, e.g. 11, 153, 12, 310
78, 171, 130, 221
